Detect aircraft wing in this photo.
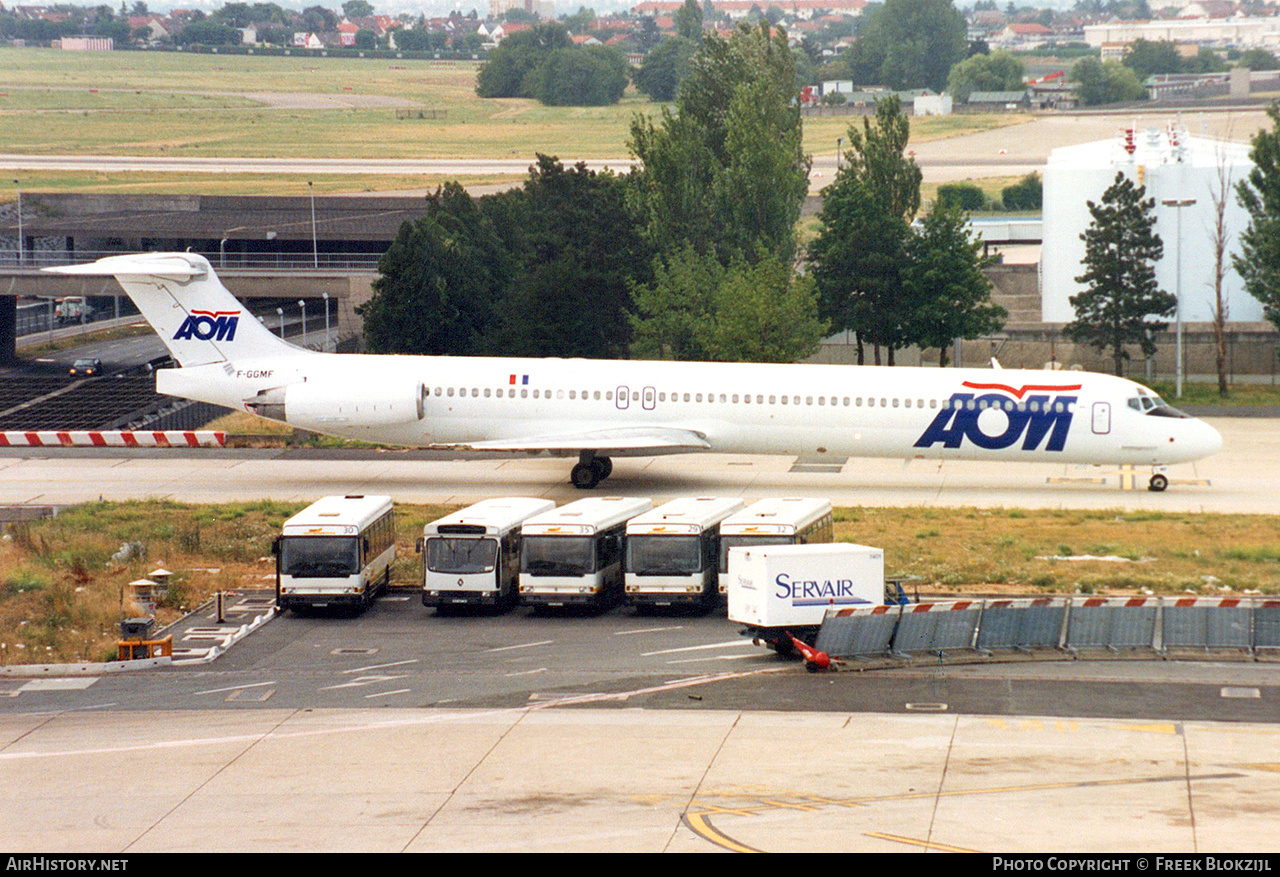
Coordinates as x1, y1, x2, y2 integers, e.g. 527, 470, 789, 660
428, 426, 711, 457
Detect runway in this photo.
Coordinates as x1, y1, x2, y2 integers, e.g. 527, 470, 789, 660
0, 415, 1270, 512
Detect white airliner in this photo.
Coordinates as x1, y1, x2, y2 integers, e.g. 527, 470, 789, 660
48, 253, 1222, 491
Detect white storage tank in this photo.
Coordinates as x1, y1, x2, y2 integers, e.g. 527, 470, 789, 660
1041, 125, 1259, 326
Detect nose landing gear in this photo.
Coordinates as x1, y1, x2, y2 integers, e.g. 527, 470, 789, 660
1148, 469, 1169, 492
570, 453, 613, 489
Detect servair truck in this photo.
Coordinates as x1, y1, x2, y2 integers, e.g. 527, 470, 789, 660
727, 543, 884, 655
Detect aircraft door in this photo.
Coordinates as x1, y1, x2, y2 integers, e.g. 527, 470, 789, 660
642, 386, 656, 410
1091, 401, 1111, 435
616, 385, 630, 410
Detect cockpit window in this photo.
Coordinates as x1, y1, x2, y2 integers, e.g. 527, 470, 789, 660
1148, 402, 1191, 419
1129, 390, 1188, 418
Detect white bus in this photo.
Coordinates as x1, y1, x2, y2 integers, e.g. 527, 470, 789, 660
274, 495, 396, 613
519, 496, 653, 609
717, 497, 834, 596
624, 496, 746, 609
420, 497, 556, 609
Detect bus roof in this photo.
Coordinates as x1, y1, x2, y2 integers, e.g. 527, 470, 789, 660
720, 497, 832, 535
423, 498, 557, 537
522, 496, 653, 536
282, 495, 393, 535
626, 497, 746, 535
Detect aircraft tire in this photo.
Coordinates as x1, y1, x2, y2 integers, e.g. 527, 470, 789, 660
571, 462, 600, 490
1148, 474, 1168, 492
592, 456, 613, 480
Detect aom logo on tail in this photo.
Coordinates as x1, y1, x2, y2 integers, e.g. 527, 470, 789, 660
914, 381, 1081, 452
173, 310, 241, 342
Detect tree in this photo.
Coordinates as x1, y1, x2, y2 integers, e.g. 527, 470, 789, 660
536, 46, 629, 106
1070, 58, 1145, 106
1121, 39, 1182, 79
365, 158, 651, 360
808, 95, 921, 364
475, 24, 572, 98
497, 156, 651, 358
633, 36, 698, 102
630, 245, 825, 362
947, 49, 1025, 103
674, 0, 702, 41
176, 20, 241, 46
476, 24, 628, 106
628, 22, 809, 264
1238, 48, 1279, 72
342, 0, 375, 17
1235, 102, 1280, 339
849, 0, 966, 91
1065, 172, 1174, 376
899, 201, 1005, 367
360, 183, 516, 356
1209, 144, 1234, 397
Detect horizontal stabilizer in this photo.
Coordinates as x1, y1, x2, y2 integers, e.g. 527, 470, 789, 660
44, 253, 207, 280
429, 426, 710, 457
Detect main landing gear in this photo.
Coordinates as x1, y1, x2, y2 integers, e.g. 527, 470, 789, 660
570, 453, 613, 490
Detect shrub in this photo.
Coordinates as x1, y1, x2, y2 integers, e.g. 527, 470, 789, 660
1001, 173, 1042, 211
936, 183, 986, 212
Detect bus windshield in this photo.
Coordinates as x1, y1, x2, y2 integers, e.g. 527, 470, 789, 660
719, 534, 794, 572
427, 537, 498, 574
522, 536, 596, 577
280, 536, 360, 578
627, 535, 703, 575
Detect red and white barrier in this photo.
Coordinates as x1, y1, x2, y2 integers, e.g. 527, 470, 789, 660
0, 430, 226, 448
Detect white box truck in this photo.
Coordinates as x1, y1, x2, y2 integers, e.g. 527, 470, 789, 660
727, 543, 884, 653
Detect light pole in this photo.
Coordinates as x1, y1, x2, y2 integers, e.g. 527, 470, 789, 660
12, 179, 22, 267
307, 181, 318, 269
322, 291, 330, 351
836, 138, 842, 172
276, 306, 284, 339
298, 299, 307, 348
1161, 197, 1196, 399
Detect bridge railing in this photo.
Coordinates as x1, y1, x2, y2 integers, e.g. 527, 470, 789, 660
1, 249, 385, 271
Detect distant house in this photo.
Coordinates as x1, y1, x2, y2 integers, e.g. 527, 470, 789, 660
128, 16, 170, 41
338, 21, 359, 47
292, 32, 324, 49
631, 0, 866, 20
997, 22, 1052, 45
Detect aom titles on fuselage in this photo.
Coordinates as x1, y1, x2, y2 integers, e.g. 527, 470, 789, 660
47, 253, 1223, 491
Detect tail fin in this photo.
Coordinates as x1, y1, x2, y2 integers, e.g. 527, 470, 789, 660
45, 253, 297, 367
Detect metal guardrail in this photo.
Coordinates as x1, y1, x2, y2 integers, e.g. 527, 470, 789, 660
816, 596, 1280, 663
1, 249, 384, 271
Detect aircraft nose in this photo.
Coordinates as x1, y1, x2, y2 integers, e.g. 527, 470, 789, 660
1192, 419, 1223, 459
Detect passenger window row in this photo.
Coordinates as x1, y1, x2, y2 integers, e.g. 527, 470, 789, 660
428, 386, 957, 410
